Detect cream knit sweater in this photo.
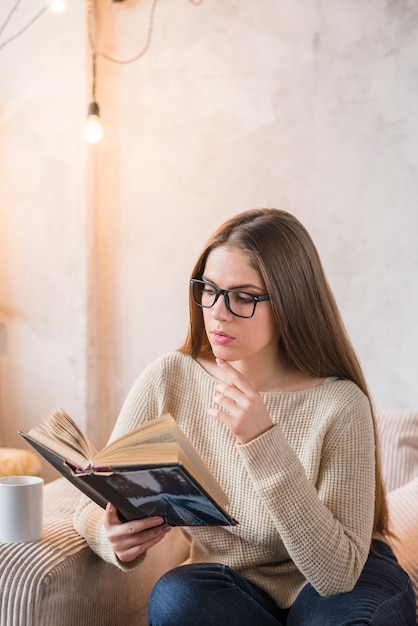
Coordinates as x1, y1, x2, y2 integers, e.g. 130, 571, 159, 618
73, 351, 376, 608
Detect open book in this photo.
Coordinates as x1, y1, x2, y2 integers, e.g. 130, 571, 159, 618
19, 409, 237, 527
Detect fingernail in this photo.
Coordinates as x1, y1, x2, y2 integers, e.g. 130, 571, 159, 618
216, 358, 225, 365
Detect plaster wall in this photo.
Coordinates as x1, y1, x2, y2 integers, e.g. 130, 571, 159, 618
94, 0, 418, 419
0, 0, 417, 480
0, 1, 88, 468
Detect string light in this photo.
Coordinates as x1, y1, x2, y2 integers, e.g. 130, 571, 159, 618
84, 0, 202, 142
83, 0, 160, 144
0, 1, 66, 52
86, 0, 159, 66
0, 0, 203, 141
49, 0, 67, 14
83, 100, 103, 144
0, 2, 47, 52
83, 48, 103, 144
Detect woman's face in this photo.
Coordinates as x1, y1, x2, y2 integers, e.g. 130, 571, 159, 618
201, 245, 278, 366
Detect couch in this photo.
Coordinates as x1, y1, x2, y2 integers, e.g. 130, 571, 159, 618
0, 409, 416, 626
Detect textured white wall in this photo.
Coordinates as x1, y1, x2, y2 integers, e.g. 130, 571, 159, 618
0, 1, 88, 462
95, 0, 418, 419
0, 1, 417, 479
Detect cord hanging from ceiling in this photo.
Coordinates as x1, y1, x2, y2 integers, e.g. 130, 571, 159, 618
0, 0, 202, 142
84, 0, 203, 143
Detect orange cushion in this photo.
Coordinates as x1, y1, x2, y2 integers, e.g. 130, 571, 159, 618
0, 448, 42, 477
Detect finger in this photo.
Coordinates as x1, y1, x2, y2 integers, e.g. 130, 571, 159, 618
215, 358, 253, 393
120, 515, 166, 534
104, 503, 165, 534
113, 526, 171, 563
105, 512, 170, 557
207, 406, 235, 427
105, 502, 123, 526
214, 382, 251, 407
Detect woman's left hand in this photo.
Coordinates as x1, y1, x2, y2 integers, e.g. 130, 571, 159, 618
207, 358, 274, 444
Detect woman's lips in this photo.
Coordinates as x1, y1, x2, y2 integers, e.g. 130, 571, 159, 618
210, 330, 234, 345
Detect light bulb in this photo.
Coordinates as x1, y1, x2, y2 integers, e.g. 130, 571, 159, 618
83, 102, 103, 144
49, 0, 67, 13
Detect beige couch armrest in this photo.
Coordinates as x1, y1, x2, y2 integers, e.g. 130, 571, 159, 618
0, 478, 189, 626
376, 409, 418, 623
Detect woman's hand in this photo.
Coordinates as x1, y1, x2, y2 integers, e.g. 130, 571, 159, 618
208, 358, 274, 444
104, 503, 172, 562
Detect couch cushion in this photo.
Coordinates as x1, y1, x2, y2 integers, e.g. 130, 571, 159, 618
0, 478, 189, 626
377, 409, 418, 492
376, 409, 418, 623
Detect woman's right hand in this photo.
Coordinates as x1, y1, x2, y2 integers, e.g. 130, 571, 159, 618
104, 502, 172, 562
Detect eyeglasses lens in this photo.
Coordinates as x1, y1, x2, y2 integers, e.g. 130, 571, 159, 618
191, 280, 256, 318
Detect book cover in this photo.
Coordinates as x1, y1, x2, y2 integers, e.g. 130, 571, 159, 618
20, 431, 237, 527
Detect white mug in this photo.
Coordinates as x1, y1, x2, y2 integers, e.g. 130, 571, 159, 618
0, 475, 43, 543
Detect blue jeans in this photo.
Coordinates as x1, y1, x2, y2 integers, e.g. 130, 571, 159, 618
147, 540, 416, 625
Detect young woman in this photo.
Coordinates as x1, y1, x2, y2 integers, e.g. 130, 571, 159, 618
74, 209, 416, 625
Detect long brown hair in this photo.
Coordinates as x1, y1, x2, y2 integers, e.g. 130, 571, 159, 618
179, 208, 389, 537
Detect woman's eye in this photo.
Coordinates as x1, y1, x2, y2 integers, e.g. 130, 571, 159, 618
236, 293, 254, 304
203, 286, 216, 296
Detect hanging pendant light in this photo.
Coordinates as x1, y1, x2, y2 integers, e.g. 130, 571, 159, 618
83, 51, 103, 144
49, 0, 67, 13
83, 101, 103, 144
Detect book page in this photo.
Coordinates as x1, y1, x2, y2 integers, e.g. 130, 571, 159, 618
26, 411, 229, 508
95, 414, 229, 506
26, 408, 97, 470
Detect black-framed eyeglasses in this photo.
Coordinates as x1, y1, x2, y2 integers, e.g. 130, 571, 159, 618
190, 279, 271, 319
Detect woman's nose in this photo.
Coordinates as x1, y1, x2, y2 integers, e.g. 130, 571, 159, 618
211, 293, 231, 320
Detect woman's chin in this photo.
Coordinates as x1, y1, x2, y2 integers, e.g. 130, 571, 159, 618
210, 346, 237, 362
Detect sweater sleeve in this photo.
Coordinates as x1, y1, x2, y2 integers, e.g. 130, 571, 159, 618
236, 393, 375, 596
73, 358, 168, 569
73, 494, 147, 570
